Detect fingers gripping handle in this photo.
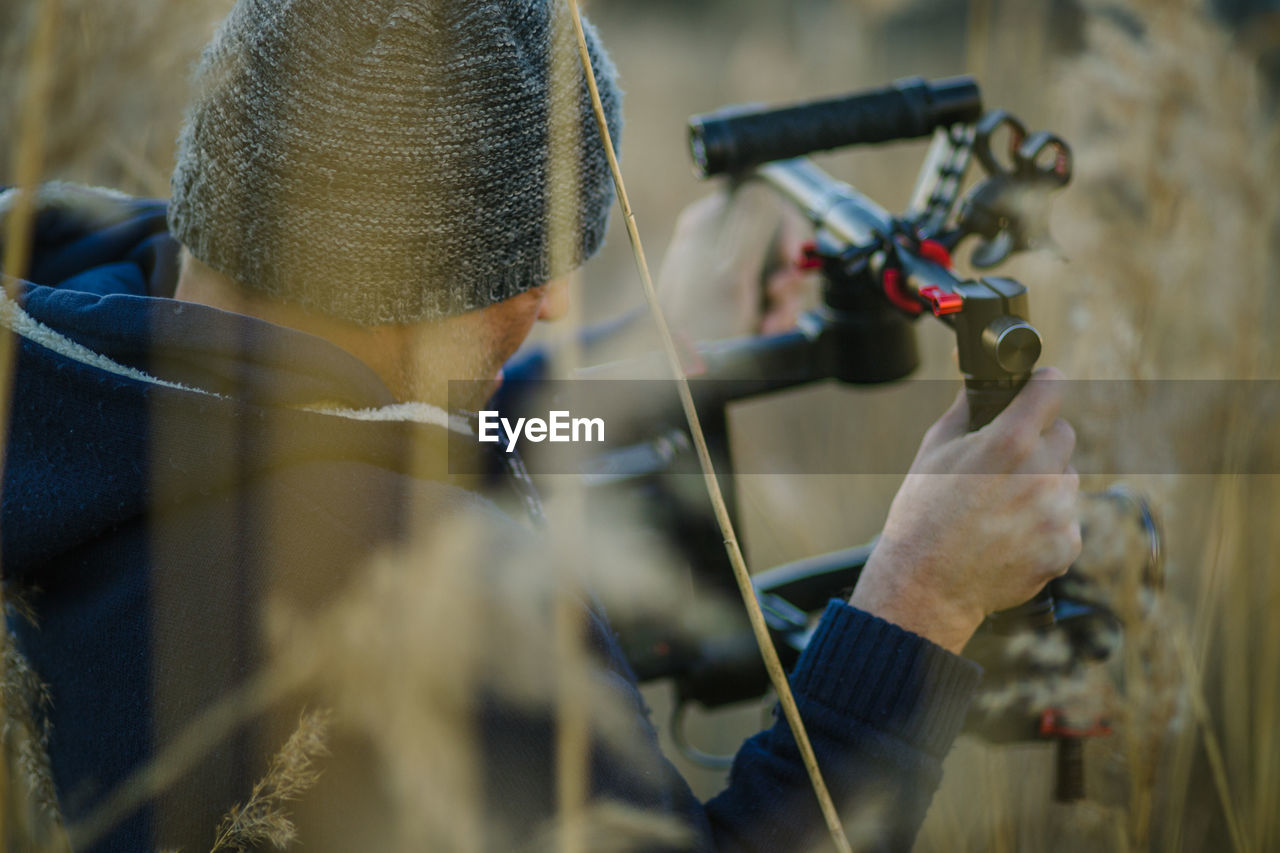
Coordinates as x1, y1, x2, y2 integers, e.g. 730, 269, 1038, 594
963, 376, 1058, 631
964, 379, 1049, 646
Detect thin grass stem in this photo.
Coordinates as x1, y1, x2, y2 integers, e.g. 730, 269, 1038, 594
1172, 626, 1251, 853
1, 0, 61, 844
565, 3, 854, 851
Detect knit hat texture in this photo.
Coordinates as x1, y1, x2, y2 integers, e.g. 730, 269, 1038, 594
168, 0, 622, 324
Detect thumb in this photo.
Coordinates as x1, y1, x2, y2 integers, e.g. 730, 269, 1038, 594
921, 387, 970, 449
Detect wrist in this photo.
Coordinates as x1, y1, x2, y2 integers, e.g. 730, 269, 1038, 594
849, 552, 983, 655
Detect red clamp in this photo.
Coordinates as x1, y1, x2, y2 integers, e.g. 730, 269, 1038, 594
917, 239, 953, 268
881, 268, 923, 316
796, 241, 824, 271
1039, 709, 1112, 739
919, 285, 963, 316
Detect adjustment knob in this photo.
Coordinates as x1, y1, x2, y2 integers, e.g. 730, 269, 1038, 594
982, 316, 1042, 374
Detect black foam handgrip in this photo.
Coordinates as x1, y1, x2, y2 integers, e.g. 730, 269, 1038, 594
689, 76, 981, 177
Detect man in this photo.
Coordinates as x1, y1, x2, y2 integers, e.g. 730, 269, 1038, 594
0, 0, 1080, 850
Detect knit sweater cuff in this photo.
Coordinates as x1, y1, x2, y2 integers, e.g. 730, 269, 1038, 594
790, 600, 982, 759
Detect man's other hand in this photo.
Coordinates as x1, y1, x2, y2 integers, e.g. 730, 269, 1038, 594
849, 368, 1082, 655
656, 184, 815, 340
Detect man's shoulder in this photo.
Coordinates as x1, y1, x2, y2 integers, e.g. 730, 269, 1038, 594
0, 182, 167, 242
2, 182, 175, 297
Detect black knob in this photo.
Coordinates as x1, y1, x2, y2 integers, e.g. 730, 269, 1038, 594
981, 316, 1041, 374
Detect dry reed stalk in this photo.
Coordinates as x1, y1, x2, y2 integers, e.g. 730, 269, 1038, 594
552, 579, 589, 853
1163, 403, 1256, 851
566, 2, 855, 851
547, 409, 592, 853
209, 708, 331, 853
1, 635, 69, 852
67, 668, 306, 851
546, 7, 591, 849
1171, 627, 1250, 853
0, 0, 60, 847
1218, 480, 1255, 839
1250, 476, 1280, 851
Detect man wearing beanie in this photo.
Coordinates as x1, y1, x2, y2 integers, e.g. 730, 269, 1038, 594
0, 1, 1080, 851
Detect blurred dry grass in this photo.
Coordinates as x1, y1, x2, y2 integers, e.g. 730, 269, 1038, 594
0, 0, 232, 197
2, 0, 1278, 850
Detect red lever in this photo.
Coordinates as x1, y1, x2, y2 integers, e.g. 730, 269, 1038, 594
881, 268, 923, 316
917, 239, 953, 268
919, 285, 963, 316
796, 241, 823, 270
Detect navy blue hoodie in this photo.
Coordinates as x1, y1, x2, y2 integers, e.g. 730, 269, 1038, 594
1, 185, 980, 852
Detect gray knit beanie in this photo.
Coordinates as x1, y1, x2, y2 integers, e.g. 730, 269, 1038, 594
168, 0, 622, 324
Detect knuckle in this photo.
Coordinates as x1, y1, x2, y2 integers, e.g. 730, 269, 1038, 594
993, 421, 1037, 462
1048, 522, 1082, 577
1056, 418, 1077, 453
1025, 472, 1057, 506
1036, 553, 1069, 583
921, 420, 944, 447
1067, 520, 1083, 558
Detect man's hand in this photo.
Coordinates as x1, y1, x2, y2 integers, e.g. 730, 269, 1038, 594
656, 184, 814, 340
849, 368, 1082, 655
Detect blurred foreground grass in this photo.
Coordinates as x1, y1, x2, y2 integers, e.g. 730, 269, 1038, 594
3, 0, 1278, 850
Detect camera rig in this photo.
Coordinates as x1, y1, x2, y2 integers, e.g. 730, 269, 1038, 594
500, 76, 1162, 801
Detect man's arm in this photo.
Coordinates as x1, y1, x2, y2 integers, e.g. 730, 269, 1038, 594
697, 602, 980, 852
693, 370, 1079, 850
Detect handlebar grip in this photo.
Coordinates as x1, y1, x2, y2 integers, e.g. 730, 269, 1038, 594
689, 76, 982, 177
965, 376, 1058, 631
